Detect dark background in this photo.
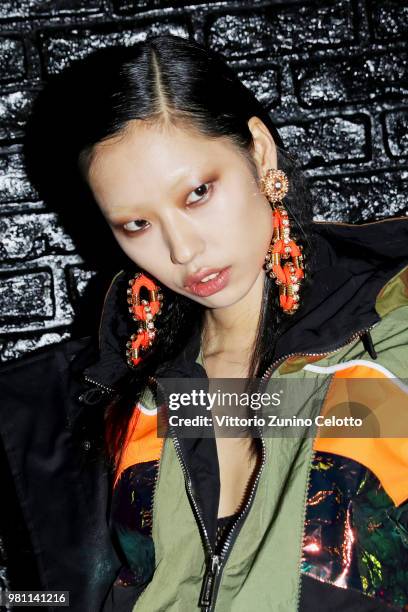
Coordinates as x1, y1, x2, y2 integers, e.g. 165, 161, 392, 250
0, 0, 407, 601
0, 0, 407, 363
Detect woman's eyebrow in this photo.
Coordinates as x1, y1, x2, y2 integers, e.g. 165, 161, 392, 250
106, 167, 213, 223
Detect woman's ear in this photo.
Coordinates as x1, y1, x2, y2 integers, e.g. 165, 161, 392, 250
247, 116, 278, 179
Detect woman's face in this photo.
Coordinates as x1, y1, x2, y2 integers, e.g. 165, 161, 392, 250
86, 119, 273, 310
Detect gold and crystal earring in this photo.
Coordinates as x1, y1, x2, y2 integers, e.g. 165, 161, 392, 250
126, 273, 163, 367
260, 169, 304, 314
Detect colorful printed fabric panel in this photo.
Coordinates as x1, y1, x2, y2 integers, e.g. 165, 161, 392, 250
110, 459, 159, 587
301, 451, 408, 610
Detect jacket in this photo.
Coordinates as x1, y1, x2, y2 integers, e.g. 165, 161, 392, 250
0, 217, 407, 612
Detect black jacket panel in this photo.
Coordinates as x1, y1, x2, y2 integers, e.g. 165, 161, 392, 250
0, 338, 122, 612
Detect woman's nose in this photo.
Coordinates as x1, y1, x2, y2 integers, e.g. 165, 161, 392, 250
163, 214, 205, 265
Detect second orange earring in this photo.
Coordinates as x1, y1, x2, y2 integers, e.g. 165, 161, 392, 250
126, 273, 163, 367
261, 169, 305, 315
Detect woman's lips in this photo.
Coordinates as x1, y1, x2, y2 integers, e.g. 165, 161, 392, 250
184, 266, 231, 297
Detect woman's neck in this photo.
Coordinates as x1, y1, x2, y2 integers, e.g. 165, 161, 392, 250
201, 269, 265, 363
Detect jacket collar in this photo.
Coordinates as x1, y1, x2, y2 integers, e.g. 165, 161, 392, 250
74, 217, 408, 390
273, 217, 408, 361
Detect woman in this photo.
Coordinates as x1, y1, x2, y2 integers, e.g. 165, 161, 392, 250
0, 35, 407, 612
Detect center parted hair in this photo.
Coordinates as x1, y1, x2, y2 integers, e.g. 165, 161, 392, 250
25, 34, 314, 467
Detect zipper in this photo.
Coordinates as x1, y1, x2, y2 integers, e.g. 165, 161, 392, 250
258, 323, 378, 388
82, 323, 375, 399
257, 324, 377, 612
295, 446, 316, 611
199, 553, 221, 609
145, 323, 375, 611
82, 375, 116, 396
256, 323, 378, 612
150, 439, 166, 527
202, 435, 267, 612
148, 375, 266, 612
78, 269, 125, 401
90, 322, 376, 609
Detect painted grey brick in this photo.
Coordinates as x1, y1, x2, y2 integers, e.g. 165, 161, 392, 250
114, 0, 171, 11
66, 265, 97, 303
369, 0, 408, 41
0, 213, 75, 261
383, 109, 408, 158
0, 255, 81, 334
0, 0, 103, 20
237, 67, 280, 109
0, 90, 36, 142
208, 1, 355, 58
310, 169, 408, 222
294, 50, 408, 107
279, 115, 369, 167
0, 270, 54, 321
42, 22, 189, 75
0, 330, 70, 362
0, 151, 38, 203
0, 200, 46, 214
0, 38, 26, 83
114, 0, 220, 12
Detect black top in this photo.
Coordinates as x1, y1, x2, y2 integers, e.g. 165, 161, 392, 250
215, 511, 240, 553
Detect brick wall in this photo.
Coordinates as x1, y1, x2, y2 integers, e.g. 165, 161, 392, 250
1, 0, 407, 363
0, 0, 407, 594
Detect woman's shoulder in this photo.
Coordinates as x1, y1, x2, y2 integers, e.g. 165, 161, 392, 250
0, 335, 95, 378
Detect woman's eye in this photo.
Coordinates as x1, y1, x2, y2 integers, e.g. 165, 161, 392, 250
186, 183, 211, 205
121, 183, 212, 232
122, 219, 149, 233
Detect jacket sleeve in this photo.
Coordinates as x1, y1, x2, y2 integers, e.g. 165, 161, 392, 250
0, 338, 122, 612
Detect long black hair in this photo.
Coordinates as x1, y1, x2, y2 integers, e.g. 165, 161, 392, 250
25, 34, 314, 468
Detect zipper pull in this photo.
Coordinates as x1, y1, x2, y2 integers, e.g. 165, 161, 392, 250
77, 387, 107, 406
361, 330, 378, 360
199, 554, 220, 609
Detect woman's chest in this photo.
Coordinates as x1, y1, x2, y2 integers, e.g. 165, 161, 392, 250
113, 433, 313, 611
215, 437, 260, 517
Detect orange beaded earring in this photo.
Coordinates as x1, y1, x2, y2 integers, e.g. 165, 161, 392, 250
125, 273, 163, 367
261, 169, 305, 314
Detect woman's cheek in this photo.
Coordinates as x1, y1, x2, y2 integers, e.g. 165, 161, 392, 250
112, 231, 135, 259
111, 231, 146, 267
